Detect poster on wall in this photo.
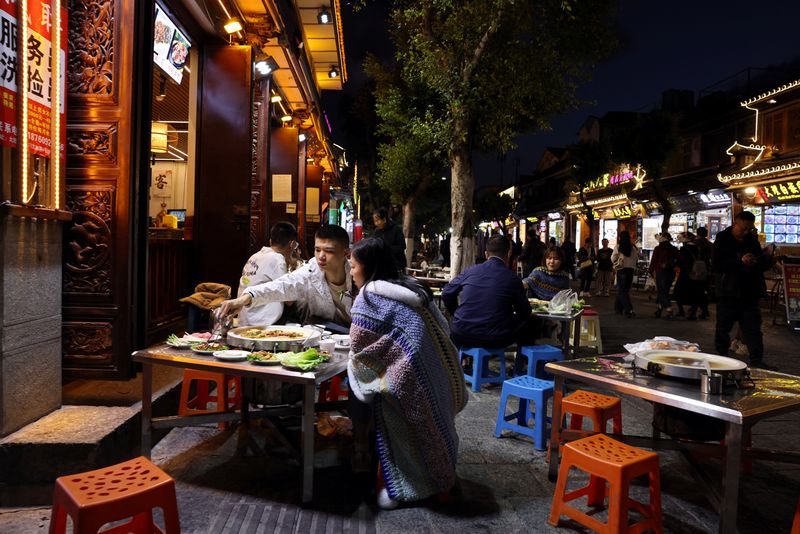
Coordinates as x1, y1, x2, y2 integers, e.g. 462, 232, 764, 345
783, 261, 800, 324
0, 0, 67, 157
272, 174, 292, 202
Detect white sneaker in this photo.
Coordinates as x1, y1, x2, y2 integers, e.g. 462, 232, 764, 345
378, 487, 399, 510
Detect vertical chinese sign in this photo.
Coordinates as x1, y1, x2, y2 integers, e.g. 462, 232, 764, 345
783, 262, 800, 325
0, 0, 66, 207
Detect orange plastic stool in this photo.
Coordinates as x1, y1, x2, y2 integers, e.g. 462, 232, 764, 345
318, 373, 348, 402
791, 496, 800, 534
178, 369, 241, 428
49, 456, 180, 534
562, 389, 623, 435
549, 434, 662, 533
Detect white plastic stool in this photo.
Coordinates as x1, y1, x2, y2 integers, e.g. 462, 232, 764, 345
570, 310, 602, 353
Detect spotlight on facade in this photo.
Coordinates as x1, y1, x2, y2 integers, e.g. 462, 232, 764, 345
280, 114, 293, 123
328, 65, 339, 79
270, 95, 282, 103
317, 6, 331, 24
223, 17, 243, 34
254, 55, 278, 78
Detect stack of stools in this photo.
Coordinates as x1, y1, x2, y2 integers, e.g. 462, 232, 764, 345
561, 389, 622, 435
514, 344, 563, 378
49, 456, 180, 533
549, 433, 662, 533
571, 308, 603, 354
460, 347, 507, 392
494, 375, 554, 450
178, 370, 242, 428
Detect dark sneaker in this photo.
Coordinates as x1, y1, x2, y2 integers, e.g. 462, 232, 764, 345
749, 360, 779, 371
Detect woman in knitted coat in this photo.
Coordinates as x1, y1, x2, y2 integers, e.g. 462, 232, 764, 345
348, 238, 467, 509
522, 246, 571, 300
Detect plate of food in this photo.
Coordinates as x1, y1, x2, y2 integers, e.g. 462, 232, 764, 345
277, 348, 329, 372
191, 341, 229, 354
212, 350, 249, 361
247, 350, 280, 365
165, 333, 205, 349
227, 325, 320, 351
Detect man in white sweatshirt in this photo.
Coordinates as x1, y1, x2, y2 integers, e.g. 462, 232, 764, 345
219, 225, 353, 329
236, 221, 299, 327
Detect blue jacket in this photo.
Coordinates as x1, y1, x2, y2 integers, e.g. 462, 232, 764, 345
442, 257, 531, 342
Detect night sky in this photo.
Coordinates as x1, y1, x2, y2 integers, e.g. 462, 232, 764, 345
324, 1, 800, 189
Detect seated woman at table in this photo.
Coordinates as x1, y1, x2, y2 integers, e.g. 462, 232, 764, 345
347, 238, 467, 509
522, 246, 571, 300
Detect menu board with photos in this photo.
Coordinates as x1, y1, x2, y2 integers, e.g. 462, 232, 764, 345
153, 5, 191, 84
763, 204, 800, 245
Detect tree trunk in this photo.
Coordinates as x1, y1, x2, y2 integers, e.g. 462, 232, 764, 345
579, 188, 594, 244
653, 175, 673, 234
450, 144, 475, 276
402, 200, 415, 268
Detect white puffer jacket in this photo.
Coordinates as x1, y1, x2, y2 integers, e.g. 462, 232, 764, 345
243, 258, 352, 322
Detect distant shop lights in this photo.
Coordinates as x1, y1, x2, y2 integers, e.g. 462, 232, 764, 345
317, 6, 331, 24
223, 17, 243, 34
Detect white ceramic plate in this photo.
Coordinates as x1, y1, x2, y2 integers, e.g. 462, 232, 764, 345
212, 350, 249, 361
331, 334, 350, 349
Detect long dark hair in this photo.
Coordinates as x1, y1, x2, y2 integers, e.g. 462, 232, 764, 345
618, 230, 633, 257
351, 238, 432, 302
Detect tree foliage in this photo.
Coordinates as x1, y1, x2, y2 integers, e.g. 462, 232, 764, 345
382, 0, 619, 274
612, 111, 680, 233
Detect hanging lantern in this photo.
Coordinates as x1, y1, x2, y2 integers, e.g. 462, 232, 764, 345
151, 122, 169, 153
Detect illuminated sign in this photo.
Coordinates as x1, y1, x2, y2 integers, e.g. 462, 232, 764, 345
154, 5, 191, 84
583, 168, 635, 193
700, 191, 729, 205
547, 212, 562, 220
760, 179, 800, 202
613, 205, 633, 218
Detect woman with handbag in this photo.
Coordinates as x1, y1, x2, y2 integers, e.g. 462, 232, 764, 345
577, 238, 596, 297
611, 230, 638, 318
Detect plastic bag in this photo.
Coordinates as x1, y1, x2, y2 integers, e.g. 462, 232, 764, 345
623, 336, 701, 354
548, 289, 578, 314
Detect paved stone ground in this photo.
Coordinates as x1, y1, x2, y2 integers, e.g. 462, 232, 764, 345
2, 288, 799, 533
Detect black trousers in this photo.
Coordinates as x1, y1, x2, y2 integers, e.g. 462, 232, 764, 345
451, 315, 542, 349
714, 297, 763, 361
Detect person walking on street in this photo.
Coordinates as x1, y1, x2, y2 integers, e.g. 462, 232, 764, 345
649, 233, 679, 318
674, 232, 701, 319
694, 226, 713, 319
577, 237, 596, 297
713, 211, 776, 369
595, 238, 614, 296
611, 230, 638, 317
372, 207, 407, 271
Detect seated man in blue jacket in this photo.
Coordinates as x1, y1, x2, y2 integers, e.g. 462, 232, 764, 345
443, 234, 539, 349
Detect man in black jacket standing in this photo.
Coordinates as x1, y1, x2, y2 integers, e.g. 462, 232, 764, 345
712, 211, 776, 369
372, 207, 407, 271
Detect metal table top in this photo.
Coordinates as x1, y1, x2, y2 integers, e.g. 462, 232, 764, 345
532, 309, 584, 322
545, 355, 800, 424
132, 344, 348, 386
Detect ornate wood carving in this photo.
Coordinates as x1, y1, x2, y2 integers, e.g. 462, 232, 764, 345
64, 188, 114, 295
63, 322, 114, 364
66, 124, 119, 166
67, 0, 115, 99
249, 97, 262, 253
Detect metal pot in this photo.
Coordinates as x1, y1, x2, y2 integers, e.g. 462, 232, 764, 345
226, 325, 320, 352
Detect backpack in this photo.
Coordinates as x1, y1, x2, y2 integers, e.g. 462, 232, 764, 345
689, 259, 708, 281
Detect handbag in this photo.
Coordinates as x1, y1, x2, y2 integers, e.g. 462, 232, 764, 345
579, 259, 593, 269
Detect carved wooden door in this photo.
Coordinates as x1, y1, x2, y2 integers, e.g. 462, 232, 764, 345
62, 0, 136, 379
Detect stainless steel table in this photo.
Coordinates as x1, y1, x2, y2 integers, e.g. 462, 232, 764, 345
533, 309, 583, 358
133, 344, 348, 504
545, 356, 800, 534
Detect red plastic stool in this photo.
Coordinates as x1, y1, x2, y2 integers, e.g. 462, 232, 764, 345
549, 434, 662, 533
49, 456, 180, 534
562, 389, 622, 435
791, 496, 800, 534
178, 369, 241, 428
318, 373, 348, 402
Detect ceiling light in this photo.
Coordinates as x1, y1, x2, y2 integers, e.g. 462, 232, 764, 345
223, 17, 243, 34
254, 55, 278, 78
317, 6, 331, 24
270, 95, 282, 103
768, 98, 777, 104
298, 133, 307, 142
280, 114, 292, 122
441, 176, 446, 181
328, 65, 339, 79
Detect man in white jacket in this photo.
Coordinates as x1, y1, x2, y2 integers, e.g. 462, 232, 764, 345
236, 222, 298, 327
219, 225, 353, 328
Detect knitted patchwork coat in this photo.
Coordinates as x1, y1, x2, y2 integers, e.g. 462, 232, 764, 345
348, 280, 467, 502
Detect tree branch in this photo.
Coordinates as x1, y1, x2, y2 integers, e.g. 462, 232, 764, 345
462, 3, 505, 84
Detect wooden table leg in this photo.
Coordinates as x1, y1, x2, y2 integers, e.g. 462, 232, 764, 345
140, 363, 153, 458
548, 375, 564, 482
719, 422, 742, 533
301, 383, 316, 504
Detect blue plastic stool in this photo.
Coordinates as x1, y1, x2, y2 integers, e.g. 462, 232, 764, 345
460, 347, 507, 392
515, 344, 563, 378
494, 375, 555, 450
